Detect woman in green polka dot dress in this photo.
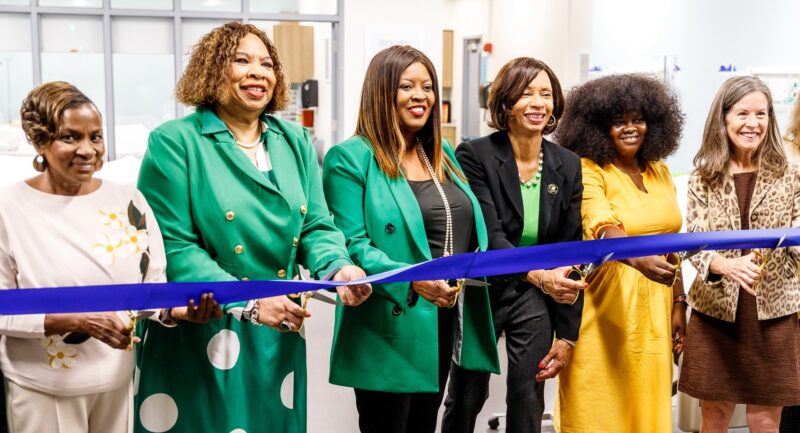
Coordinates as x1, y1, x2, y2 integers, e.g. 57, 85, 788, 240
134, 22, 371, 433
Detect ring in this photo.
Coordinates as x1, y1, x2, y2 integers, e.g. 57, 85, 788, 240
279, 320, 293, 332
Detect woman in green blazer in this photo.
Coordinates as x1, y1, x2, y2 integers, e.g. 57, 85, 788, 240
135, 23, 370, 433
322, 45, 499, 433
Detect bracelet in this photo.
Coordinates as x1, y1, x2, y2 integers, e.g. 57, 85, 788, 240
242, 300, 262, 326
673, 294, 687, 303
538, 271, 547, 295
559, 338, 577, 348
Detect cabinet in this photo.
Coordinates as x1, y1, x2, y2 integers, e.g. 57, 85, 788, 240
442, 30, 454, 88
272, 22, 314, 84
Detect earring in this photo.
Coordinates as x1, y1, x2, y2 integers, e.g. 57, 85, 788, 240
32, 154, 47, 172
546, 116, 557, 127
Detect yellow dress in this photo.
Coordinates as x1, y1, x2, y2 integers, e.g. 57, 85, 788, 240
555, 159, 681, 433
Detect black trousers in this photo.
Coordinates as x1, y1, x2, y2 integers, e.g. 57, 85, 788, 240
354, 307, 457, 433
781, 406, 800, 433
442, 288, 553, 433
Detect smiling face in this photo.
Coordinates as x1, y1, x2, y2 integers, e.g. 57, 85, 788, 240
40, 103, 105, 193
220, 33, 277, 116
725, 90, 769, 155
508, 71, 554, 136
396, 61, 435, 142
609, 111, 648, 160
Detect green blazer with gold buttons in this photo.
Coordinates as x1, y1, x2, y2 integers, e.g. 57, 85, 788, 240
134, 106, 351, 433
322, 135, 500, 393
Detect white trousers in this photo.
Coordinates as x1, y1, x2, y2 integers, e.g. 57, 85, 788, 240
4, 379, 132, 433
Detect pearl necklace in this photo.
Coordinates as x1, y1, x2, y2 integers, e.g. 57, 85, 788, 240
417, 140, 454, 257
234, 123, 263, 149
519, 149, 544, 189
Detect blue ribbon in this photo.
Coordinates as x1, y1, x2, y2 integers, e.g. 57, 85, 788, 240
2, 228, 798, 315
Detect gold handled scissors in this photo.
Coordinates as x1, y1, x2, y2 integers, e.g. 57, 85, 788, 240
663, 245, 707, 287
447, 278, 488, 308
565, 252, 614, 283
124, 310, 155, 351
751, 234, 787, 293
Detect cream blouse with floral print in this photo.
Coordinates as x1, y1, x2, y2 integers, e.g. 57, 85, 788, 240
0, 180, 167, 397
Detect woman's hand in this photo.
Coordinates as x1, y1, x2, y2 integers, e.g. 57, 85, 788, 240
256, 296, 311, 332
529, 267, 587, 304
709, 253, 761, 295
626, 256, 677, 286
333, 265, 372, 306
412, 280, 457, 308
78, 313, 136, 350
169, 292, 224, 323
672, 302, 687, 353
535, 339, 574, 382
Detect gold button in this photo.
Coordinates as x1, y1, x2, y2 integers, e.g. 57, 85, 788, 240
277, 269, 287, 278
234, 244, 244, 254
292, 237, 299, 247
300, 205, 307, 215
241, 276, 249, 281
225, 210, 235, 221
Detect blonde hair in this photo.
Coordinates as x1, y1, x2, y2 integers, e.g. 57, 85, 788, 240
693, 76, 786, 186
784, 94, 800, 147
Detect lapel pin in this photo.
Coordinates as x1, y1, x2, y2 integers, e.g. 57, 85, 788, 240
547, 184, 558, 195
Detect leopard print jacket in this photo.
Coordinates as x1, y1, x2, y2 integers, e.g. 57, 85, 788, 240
687, 163, 800, 322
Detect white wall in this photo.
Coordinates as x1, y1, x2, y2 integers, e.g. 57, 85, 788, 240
342, 0, 446, 138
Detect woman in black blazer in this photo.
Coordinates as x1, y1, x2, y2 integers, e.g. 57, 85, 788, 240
441, 57, 584, 433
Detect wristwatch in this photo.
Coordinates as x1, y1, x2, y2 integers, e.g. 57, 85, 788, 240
242, 300, 261, 326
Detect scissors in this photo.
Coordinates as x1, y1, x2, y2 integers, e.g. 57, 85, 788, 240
447, 278, 488, 308
124, 310, 155, 351
286, 273, 345, 332
663, 245, 707, 287
752, 234, 787, 293
565, 252, 614, 283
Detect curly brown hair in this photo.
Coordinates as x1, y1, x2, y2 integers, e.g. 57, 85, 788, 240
555, 74, 684, 166
176, 21, 288, 112
20, 81, 97, 149
487, 57, 565, 134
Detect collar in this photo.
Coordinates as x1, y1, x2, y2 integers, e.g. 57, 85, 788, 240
197, 105, 282, 137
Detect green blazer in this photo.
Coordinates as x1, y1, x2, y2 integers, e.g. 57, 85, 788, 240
135, 107, 351, 433
322, 136, 500, 393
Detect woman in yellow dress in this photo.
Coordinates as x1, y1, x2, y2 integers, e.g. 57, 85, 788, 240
554, 74, 686, 433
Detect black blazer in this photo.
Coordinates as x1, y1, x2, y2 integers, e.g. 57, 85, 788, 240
455, 131, 583, 340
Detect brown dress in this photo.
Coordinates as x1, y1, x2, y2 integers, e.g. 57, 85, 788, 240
678, 172, 800, 406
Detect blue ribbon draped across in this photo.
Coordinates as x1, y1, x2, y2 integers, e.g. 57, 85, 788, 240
2, 228, 799, 315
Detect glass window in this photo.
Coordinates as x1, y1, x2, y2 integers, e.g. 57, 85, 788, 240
0, 0, 30, 5
251, 0, 336, 15
38, 0, 102, 7
182, 0, 239, 12
112, 18, 175, 158
40, 15, 106, 124
0, 13, 34, 160
111, 0, 173, 10
181, 19, 226, 67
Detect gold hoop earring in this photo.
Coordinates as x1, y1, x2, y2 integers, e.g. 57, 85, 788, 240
546, 116, 557, 127
32, 154, 47, 172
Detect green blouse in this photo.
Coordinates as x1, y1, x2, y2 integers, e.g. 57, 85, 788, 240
519, 181, 541, 246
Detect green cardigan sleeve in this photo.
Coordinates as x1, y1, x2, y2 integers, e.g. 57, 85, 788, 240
322, 140, 411, 307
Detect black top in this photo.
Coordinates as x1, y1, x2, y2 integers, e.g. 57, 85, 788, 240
455, 131, 584, 340
408, 179, 474, 258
